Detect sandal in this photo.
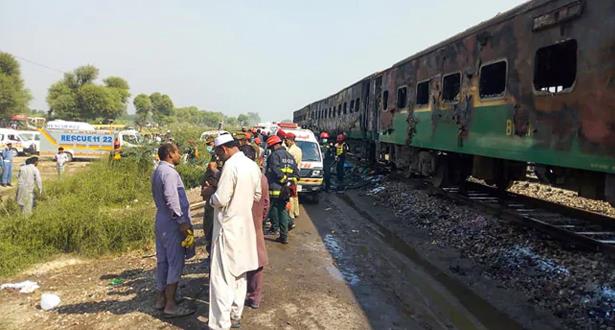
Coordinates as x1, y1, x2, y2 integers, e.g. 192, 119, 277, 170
155, 297, 187, 310
162, 305, 195, 318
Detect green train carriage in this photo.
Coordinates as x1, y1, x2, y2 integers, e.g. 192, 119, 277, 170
295, 0, 615, 206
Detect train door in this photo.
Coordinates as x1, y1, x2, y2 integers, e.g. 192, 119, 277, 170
373, 76, 383, 161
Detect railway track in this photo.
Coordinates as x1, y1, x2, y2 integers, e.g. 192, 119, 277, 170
437, 181, 615, 256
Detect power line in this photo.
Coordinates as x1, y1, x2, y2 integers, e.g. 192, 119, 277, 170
0, 49, 67, 75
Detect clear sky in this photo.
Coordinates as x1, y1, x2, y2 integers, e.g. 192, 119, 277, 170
0, 0, 527, 121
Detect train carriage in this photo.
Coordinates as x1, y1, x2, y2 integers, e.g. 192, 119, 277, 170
294, 0, 615, 206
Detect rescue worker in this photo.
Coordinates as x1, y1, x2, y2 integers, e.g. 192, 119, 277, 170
284, 133, 302, 220
16, 156, 42, 215
151, 143, 195, 318
335, 134, 350, 191
54, 147, 70, 177
320, 132, 335, 192
265, 135, 299, 244
1, 142, 16, 186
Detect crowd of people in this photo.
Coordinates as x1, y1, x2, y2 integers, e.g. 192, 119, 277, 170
151, 125, 349, 329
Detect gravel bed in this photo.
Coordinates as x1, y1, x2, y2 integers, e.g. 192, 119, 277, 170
367, 177, 615, 329
509, 181, 615, 218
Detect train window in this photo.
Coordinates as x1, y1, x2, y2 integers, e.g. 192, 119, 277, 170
397, 86, 408, 108
382, 90, 389, 110
343, 102, 347, 114
416, 80, 429, 106
480, 60, 507, 98
534, 39, 577, 94
350, 100, 355, 113
442, 73, 461, 102
355, 98, 360, 112
338, 104, 342, 116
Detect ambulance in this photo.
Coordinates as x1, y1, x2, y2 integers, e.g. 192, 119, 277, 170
277, 123, 323, 202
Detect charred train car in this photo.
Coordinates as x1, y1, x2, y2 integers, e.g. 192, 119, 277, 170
294, 0, 615, 205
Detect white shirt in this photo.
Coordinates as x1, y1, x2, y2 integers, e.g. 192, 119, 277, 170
54, 152, 69, 167
210, 151, 262, 276
16, 164, 43, 205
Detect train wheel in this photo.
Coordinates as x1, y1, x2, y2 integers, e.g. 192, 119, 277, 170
431, 158, 450, 188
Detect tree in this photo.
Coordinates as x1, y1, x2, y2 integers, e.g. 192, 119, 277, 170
237, 114, 249, 127
150, 92, 174, 123
46, 65, 130, 121
0, 52, 31, 116
133, 94, 152, 127
246, 112, 261, 125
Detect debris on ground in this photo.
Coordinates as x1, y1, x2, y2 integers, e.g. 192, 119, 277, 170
40, 293, 61, 311
362, 175, 615, 329
0, 280, 40, 293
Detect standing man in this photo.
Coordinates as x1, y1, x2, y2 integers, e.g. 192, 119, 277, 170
16, 156, 43, 215
1, 143, 16, 186
239, 145, 270, 309
200, 153, 221, 268
265, 135, 299, 244
320, 132, 335, 192
284, 133, 302, 221
208, 134, 262, 330
335, 134, 350, 191
54, 147, 70, 177
151, 143, 195, 318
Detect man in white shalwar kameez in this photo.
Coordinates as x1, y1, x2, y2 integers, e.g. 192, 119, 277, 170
207, 134, 262, 330
16, 157, 43, 215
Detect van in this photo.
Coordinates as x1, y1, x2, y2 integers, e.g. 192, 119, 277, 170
0, 128, 24, 154
280, 125, 324, 202
17, 130, 41, 155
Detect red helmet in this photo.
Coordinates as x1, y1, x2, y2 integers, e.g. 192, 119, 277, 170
266, 135, 282, 147
336, 134, 345, 142
254, 137, 261, 145
285, 132, 296, 140
276, 129, 286, 139
320, 132, 330, 139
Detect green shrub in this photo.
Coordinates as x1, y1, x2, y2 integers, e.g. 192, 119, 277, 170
0, 157, 155, 277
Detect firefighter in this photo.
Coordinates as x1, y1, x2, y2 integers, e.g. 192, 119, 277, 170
335, 134, 349, 191
320, 132, 335, 192
265, 135, 299, 244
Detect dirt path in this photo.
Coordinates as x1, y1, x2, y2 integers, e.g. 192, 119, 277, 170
1, 189, 548, 329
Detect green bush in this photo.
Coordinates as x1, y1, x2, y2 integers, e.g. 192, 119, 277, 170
0, 156, 155, 277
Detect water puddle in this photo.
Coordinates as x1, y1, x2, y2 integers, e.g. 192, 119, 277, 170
323, 233, 360, 286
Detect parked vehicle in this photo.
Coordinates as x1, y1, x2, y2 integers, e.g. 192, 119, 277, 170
17, 131, 41, 155
0, 128, 24, 154
39, 121, 142, 161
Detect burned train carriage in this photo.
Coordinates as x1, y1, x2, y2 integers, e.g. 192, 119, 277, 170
294, 0, 615, 206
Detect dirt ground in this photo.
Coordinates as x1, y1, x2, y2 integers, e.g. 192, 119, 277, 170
0, 188, 561, 329
0, 156, 90, 200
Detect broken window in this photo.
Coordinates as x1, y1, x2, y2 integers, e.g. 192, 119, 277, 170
338, 105, 342, 117
350, 100, 355, 113
416, 80, 430, 106
397, 86, 408, 108
382, 90, 389, 110
534, 39, 577, 94
442, 73, 461, 102
355, 98, 360, 113
480, 60, 507, 98
343, 102, 347, 114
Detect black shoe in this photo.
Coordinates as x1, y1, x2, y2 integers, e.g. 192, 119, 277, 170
289, 223, 296, 231
6, 184, 12, 187
276, 237, 289, 244
266, 229, 279, 236
245, 300, 259, 309
231, 319, 241, 328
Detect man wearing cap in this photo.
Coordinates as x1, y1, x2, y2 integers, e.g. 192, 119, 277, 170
265, 135, 299, 244
208, 133, 262, 330
284, 133, 302, 221
16, 156, 42, 215
1, 142, 16, 186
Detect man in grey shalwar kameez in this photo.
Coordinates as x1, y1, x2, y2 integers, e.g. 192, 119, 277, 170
151, 143, 195, 318
16, 157, 42, 215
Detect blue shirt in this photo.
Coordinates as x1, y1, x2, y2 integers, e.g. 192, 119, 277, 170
151, 161, 191, 225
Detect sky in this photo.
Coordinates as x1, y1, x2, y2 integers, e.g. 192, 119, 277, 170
0, 0, 527, 121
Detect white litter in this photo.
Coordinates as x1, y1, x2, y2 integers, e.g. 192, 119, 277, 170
367, 186, 386, 195
40, 293, 61, 310
0, 280, 40, 293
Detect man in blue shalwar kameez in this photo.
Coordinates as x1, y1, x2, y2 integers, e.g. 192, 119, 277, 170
151, 143, 195, 318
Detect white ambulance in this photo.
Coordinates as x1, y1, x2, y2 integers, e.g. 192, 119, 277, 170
277, 123, 324, 202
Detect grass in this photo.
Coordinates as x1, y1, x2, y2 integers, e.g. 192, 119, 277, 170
0, 154, 156, 277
